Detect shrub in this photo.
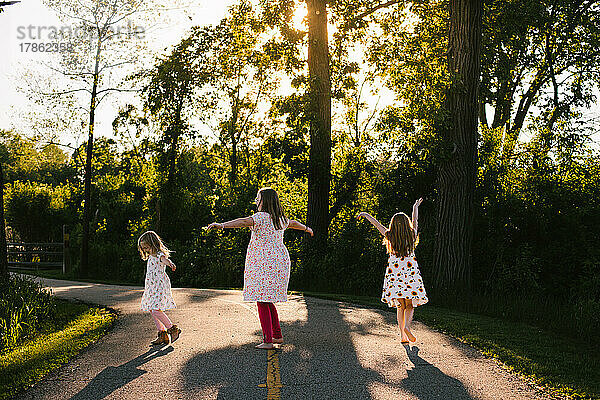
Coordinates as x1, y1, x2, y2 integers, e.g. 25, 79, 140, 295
0, 275, 55, 351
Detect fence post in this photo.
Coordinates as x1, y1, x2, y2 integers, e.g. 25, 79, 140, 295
63, 225, 70, 274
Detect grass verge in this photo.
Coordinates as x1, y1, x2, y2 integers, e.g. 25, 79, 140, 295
298, 291, 600, 400
0, 299, 116, 400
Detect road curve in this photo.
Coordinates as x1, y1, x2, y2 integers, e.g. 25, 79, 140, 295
16, 278, 548, 400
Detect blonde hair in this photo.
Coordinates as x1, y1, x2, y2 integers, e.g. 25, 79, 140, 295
137, 231, 171, 260
257, 187, 288, 230
383, 212, 419, 257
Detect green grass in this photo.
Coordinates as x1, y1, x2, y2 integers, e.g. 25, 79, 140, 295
0, 299, 116, 400
298, 291, 600, 400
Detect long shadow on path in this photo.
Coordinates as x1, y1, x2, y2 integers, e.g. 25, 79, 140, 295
181, 294, 475, 399
180, 294, 380, 399
277, 296, 381, 399
68, 344, 174, 399
34, 279, 478, 400
402, 345, 474, 400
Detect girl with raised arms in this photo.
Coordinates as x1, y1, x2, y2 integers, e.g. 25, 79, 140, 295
357, 198, 428, 343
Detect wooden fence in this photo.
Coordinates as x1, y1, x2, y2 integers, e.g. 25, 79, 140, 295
7, 227, 70, 274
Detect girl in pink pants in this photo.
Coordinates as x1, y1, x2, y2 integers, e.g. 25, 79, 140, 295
207, 187, 313, 349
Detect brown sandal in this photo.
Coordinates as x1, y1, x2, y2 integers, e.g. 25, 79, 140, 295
167, 325, 181, 342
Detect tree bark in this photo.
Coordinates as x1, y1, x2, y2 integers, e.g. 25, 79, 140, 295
0, 163, 7, 279
433, 0, 482, 292
167, 106, 182, 188
229, 108, 238, 188
306, 0, 332, 250
80, 42, 101, 278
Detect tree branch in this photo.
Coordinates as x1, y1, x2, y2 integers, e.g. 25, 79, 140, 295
347, 0, 402, 27
40, 88, 93, 96
95, 87, 140, 95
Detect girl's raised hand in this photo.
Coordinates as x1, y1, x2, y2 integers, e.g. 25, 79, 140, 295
305, 227, 314, 237
413, 198, 423, 208
356, 212, 368, 220
205, 222, 224, 231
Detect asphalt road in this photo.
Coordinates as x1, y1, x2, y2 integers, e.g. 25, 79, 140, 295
16, 278, 549, 400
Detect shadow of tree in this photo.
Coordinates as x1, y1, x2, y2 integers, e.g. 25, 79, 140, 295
178, 295, 476, 399
41, 282, 479, 400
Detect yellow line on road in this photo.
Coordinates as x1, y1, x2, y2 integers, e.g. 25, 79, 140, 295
258, 349, 283, 399
214, 297, 282, 398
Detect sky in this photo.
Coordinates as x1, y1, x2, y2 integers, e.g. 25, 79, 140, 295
0, 1, 598, 151
0, 0, 238, 148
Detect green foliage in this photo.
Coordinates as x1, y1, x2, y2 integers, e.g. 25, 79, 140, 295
0, 130, 75, 186
6, 0, 600, 349
0, 300, 114, 400
0, 275, 55, 351
4, 180, 75, 242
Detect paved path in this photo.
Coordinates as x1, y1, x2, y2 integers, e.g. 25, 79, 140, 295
17, 278, 548, 400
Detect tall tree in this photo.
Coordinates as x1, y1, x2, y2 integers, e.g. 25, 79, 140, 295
26, 0, 153, 276
139, 0, 286, 231
0, 162, 7, 279
306, 0, 332, 248
205, 2, 282, 190
261, 0, 401, 247
432, 0, 482, 291
140, 26, 213, 231
480, 0, 600, 160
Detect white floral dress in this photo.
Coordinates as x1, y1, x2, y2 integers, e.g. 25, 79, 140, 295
243, 212, 291, 303
381, 253, 428, 308
140, 251, 176, 311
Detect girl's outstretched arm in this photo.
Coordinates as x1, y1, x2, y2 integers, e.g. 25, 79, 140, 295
160, 255, 176, 271
357, 212, 387, 236
288, 220, 314, 236
206, 217, 254, 230
412, 198, 423, 234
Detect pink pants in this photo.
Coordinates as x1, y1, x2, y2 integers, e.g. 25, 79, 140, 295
257, 302, 282, 343
150, 310, 173, 331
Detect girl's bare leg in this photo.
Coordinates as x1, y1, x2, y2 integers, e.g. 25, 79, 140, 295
403, 300, 416, 342
397, 299, 409, 342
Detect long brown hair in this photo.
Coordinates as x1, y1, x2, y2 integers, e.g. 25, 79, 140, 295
137, 231, 171, 260
257, 187, 288, 230
383, 212, 419, 257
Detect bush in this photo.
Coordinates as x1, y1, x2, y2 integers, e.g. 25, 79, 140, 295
0, 275, 55, 351
572, 265, 600, 341
4, 180, 76, 242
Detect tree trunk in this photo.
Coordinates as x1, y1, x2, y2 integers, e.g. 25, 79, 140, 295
433, 0, 482, 293
229, 99, 240, 189
81, 44, 101, 278
306, 0, 332, 250
230, 125, 237, 188
0, 163, 7, 279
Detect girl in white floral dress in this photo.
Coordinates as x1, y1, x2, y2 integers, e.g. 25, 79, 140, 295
138, 231, 181, 346
357, 198, 428, 343
206, 187, 314, 349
